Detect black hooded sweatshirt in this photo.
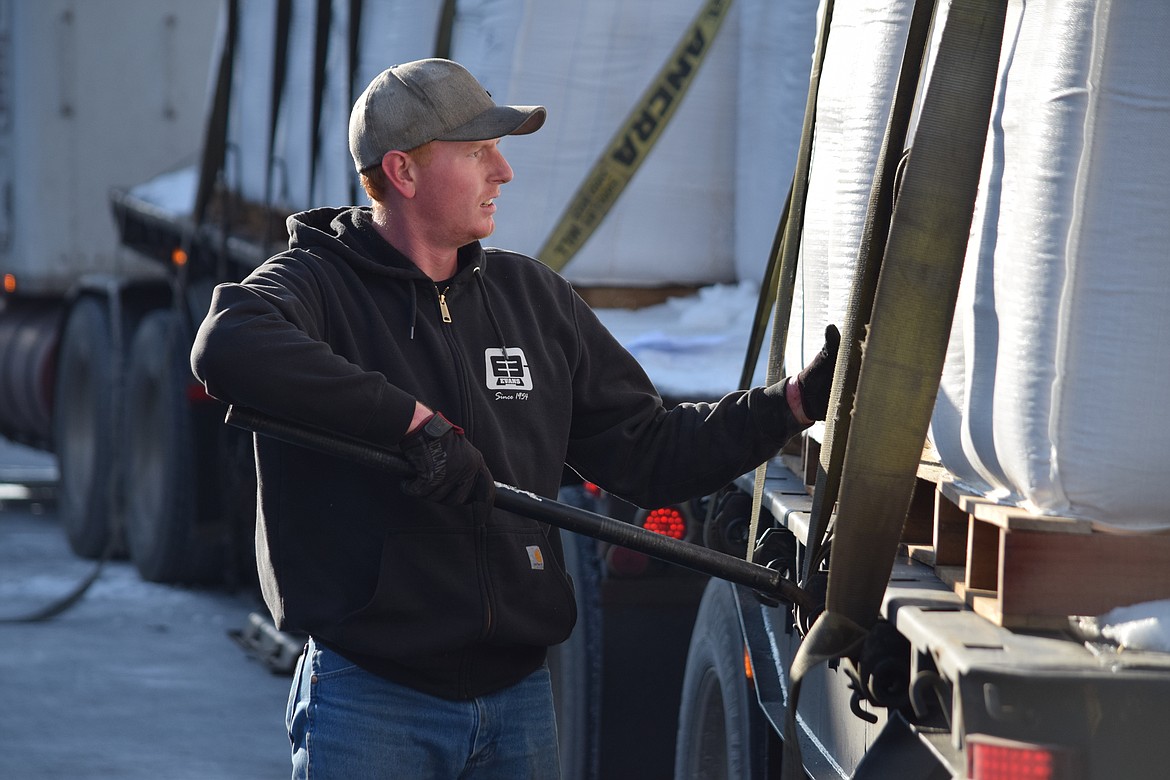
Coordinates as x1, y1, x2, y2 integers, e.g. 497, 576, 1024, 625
191, 206, 803, 700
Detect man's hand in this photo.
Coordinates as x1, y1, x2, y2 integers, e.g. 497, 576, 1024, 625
399, 412, 495, 505
763, 324, 841, 428
793, 324, 841, 423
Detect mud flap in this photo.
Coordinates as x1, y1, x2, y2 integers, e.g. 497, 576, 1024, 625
852, 712, 951, 780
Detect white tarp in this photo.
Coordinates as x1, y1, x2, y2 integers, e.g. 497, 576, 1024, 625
311, 0, 358, 207
221, 0, 814, 288
457, 0, 738, 286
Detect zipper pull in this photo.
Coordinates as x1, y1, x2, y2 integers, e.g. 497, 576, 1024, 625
437, 286, 452, 323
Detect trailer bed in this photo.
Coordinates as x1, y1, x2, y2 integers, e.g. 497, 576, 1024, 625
735, 457, 1170, 778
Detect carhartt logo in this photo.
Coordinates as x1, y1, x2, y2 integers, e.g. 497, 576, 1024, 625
485, 348, 533, 392
526, 545, 545, 571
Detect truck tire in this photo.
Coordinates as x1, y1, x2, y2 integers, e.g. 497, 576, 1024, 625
675, 579, 766, 780
54, 296, 119, 559
122, 309, 221, 583
0, 301, 58, 441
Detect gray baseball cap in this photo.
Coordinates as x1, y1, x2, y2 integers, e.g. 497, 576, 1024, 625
349, 58, 547, 172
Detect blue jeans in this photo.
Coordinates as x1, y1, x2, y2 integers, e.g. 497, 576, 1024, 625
286, 638, 561, 779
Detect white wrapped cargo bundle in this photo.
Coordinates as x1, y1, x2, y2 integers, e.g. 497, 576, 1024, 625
461, 0, 809, 287
469, 0, 742, 287
787, 0, 916, 371
932, 0, 1170, 531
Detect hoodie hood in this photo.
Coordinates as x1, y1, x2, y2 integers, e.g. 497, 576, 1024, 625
285, 206, 489, 284
285, 206, 507, 346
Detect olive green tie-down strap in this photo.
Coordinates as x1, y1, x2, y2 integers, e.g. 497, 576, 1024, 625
781, 2, 1008, 778
737, 179, 790, 394
737, 0, 836, 398
743, 0, 836, 564
799, 0, 936, 588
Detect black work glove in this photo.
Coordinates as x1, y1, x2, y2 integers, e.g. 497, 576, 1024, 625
760, 323, 841, 430
794, 324, 841, 422
399, 412, 495, 506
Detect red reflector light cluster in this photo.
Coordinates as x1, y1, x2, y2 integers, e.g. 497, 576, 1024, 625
642, 507, 686, 539
967, 735, 1074, 780
185, 383, 213, 402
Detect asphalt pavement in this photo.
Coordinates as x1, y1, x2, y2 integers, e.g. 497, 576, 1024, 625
0, 437, 293, 779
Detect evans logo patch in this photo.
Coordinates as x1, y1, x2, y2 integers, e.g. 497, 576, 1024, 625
485, 348, 533, 391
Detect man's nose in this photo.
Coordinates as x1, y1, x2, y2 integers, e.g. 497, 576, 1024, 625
491, 147, 514, 183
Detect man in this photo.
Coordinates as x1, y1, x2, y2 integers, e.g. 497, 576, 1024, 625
191, 58, 838, 779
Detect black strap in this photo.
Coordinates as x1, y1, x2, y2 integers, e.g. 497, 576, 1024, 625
0, 553, 107, 624
307, 0, 333, 202
346, 0, 364, 205
262, 0, 294, 247
193, 0, 239, 228
433, 0, 458, 59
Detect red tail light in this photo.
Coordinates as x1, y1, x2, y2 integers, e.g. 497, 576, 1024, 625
967, 735, 1080, 780
641, 506, 687, 539
186, 382, 213, 402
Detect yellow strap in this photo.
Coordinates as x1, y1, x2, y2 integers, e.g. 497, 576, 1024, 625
536, 0, 733, 272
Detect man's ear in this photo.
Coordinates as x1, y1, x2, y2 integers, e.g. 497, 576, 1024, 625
382, 150, 415, 197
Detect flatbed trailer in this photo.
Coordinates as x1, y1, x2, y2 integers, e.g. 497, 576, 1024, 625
718, 455, 1170, 778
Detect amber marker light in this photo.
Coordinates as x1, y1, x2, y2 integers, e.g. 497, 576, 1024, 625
3, 273, 15, 293
172, 247, 189, 267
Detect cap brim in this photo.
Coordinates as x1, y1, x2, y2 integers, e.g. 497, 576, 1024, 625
437, 105, 547, 142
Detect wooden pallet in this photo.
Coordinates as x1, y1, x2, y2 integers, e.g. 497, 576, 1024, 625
780, 434, 1170, 629
909, 467, 1170, 629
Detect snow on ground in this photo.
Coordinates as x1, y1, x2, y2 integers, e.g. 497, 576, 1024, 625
591, 280, 770, 400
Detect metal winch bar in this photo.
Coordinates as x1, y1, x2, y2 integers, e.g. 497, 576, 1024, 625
225, 405, 815, 611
